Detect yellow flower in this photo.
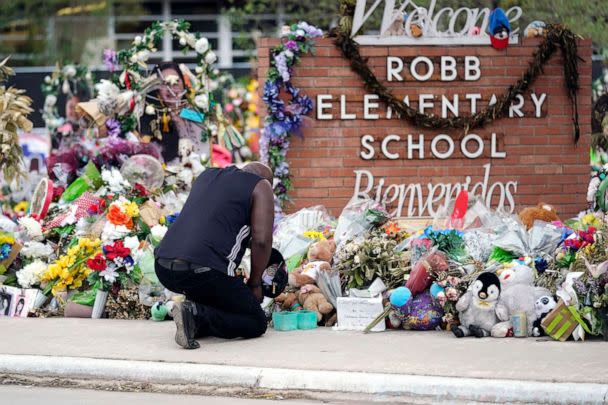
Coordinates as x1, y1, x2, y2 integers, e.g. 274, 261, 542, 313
159, 216, 166, 225
122, 201, 140, 218
304, 231, 326, 241
581, 214, 600, 228
0, 234, 15, 245
14, 201, 28, 213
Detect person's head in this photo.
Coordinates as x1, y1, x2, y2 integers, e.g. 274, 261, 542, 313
16, 298, 24, 313
155, 62, 186, 107
65, 95, 80, 122
242, 162, 273, 184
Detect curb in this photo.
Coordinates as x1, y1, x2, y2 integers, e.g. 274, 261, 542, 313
0, 354, 606, 404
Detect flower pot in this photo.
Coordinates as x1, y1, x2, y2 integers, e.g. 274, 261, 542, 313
92, 289, 109, 319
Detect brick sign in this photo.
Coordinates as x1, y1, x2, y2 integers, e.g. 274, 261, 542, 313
257, 38, 592, 218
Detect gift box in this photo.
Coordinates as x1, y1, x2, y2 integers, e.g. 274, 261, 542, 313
541, 300, 586, 341
139, 201, 163, 227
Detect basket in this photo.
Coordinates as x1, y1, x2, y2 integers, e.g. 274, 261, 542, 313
272, 311, 298, 331
297, 310, 318, 330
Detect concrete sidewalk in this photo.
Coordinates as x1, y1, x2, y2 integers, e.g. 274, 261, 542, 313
0, 318, 607, 403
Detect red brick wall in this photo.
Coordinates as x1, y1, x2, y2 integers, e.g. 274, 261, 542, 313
257, 37, 592, 218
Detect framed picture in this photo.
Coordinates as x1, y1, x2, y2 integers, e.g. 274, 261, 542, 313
13, 293, 28, 318
0, 287, 14, 317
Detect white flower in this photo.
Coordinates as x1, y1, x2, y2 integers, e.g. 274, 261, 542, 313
354, 255, 361, 264
145, 104, 155, 115
85, 72, 92, 81
296, 29, 306, 37
281, 25, 291, 36
133, 35, 142, 45
177, 168, 193, 185
204, 51, 217, 65
151, 224, 168, 240
123, 236, 140, 253
44, 76, 51, 84
101, 167, 130, 193
100, 267, 119, 283
101, 223, 131, 244
186, 33, 197, 47
194, 94, 209, 110
179, 37, 187, 46
19, 217, 43, 241
16, 260, 47, 288
194, 37, 209, 54
44, 95, 57, 108
63, 65, 77, 78
19, 242, 53, 259
195, 66, 203, 74
284, 50, 294, 59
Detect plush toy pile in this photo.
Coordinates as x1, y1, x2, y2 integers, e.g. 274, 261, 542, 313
270, 196, 608, 342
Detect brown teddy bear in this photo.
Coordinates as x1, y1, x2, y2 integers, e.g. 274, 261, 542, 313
288, 239, 336, 288
274, 292, 302, 312
518, 203, 560, 230
298, 284, 334, 322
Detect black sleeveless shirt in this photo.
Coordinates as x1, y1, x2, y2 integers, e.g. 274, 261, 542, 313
156, 166, 262, 276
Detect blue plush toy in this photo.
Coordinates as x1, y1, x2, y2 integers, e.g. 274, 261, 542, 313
488, 6, 511, 49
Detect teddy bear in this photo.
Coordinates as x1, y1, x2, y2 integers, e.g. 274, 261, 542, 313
274, 292, 302, 312
518, 203, 560, 230
490, 265, 551, 337
452, 272, 502, 338
288, 239, 336, 288
298, 284, 334, 322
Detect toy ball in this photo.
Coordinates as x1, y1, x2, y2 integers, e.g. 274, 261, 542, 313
390, 287, 412, 308
151, 302, 168, 321
430, 282, 445, 298
403, 292, 444, 331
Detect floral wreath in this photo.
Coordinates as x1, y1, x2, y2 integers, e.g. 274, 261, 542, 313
41, 63, 94, 132
108, 19, 217, 133
260, 22, 323, 209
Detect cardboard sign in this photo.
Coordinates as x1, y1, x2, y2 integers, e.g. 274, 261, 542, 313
335, 296, 386, 332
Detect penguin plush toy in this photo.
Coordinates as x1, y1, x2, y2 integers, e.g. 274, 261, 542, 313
452, 272, 502, 338
488, 0, 511, 50
532, 295, 557, 337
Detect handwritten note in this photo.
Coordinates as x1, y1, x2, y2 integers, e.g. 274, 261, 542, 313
335, 296, 385, 332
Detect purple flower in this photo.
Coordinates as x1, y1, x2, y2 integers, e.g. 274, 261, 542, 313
274, 53, 290, 82
103, 49, 119, 72
297, 22, 323, 38
285, 40, 298, 51
274, 161, 289, 177
106, 118, 121, 137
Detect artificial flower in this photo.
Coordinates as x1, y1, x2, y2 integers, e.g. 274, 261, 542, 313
100, 267, 119, 283
107, 204, 134, 229
18, 216, 43, 241
204, 51, 217, 65
20, 241, 53, 259
87, 253, 107, 271
103, 240, 131, 260
195, 37, 209, 54
16, 260, 47, 288
151, 224, 168, 240
122, 201, 140, 218
101, 223, 131, 244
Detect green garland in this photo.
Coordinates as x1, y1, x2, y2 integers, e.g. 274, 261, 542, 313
333, 3, 582, 143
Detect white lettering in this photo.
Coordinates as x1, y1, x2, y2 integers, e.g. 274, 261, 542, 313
410, 56, 434, 81
491, 133, 506, 158
352, 169, 374, 199
364, 94, 380, 119
441, 56, 457, 81
340, 95, 356, 120
431, 134, 455, 159
419, 94, 435, 114
464, 56, 481, 81
381, 135, 401, 159
360, 135, 375, 160
441, 94, 459, 118
461, 133, 484, 158
407, 134, 425, 159
509, 94, 524, 118
317, 94, 333, 120
387, 56, 404, 82
466, 93, 482, 114
531, 92, 547, 118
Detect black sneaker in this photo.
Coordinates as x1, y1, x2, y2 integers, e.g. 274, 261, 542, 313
172, 301, 200, 349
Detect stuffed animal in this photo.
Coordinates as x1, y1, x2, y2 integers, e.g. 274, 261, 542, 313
452, 272, 502, 338
524, 21, 546, 38
532, 295, 557, 337
288, 239, 336, 288
274, 292, 301, 312
384, 9, 405, 36
518, 203, 560, 230
298, 284, 334, 322
490, 265, 551, 337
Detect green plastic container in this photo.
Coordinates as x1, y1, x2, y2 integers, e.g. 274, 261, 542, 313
297, 310, 318, 330
61, 161, 103, 203
272, 311, 298, 331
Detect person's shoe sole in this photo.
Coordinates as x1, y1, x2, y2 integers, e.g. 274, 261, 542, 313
172, 302, 200, 349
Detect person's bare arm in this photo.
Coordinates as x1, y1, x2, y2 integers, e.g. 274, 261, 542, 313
248, 180, 274, 301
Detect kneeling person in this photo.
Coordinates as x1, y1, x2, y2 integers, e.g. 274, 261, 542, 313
155, 162, 274, 349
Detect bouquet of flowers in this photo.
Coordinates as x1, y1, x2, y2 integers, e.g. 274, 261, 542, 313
555, 226, 596, 268
40, 237, 101, 296
87, 239, 142, 291
0, 231, 15, 262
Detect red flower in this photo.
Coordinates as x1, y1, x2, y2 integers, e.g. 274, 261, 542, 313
134, 183, 148, 197
87, 254, 107, 271
103, 240, 131, 260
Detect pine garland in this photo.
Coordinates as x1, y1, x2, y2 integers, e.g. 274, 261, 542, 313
333, 4, 582, 143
